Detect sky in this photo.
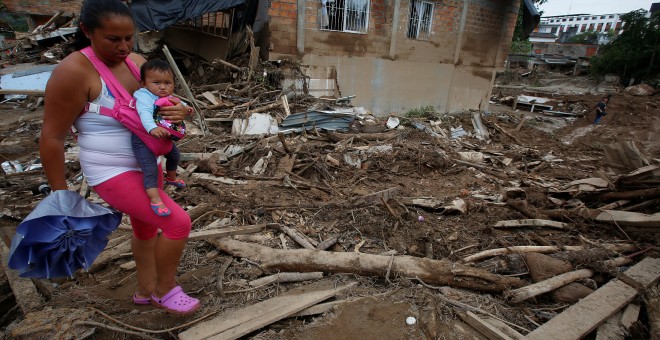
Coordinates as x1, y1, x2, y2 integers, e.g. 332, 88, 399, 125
537, 0, 656, 17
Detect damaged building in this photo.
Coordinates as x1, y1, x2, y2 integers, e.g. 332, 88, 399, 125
3, 0, 533, 115
268, 0, 527, 114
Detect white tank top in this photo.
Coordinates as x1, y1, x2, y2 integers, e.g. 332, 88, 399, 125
73, 79, 142, 186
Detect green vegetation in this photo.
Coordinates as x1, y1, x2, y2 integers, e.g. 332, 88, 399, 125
510, 0, 547, 54
590, 10, 660, 82
404, 106, 437, 119
568, 30, 616, 45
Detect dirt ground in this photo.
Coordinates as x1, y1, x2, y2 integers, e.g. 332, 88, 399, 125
0, 69, 659, 339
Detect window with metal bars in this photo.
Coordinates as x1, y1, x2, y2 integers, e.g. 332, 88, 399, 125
407, 0, 434, 40
319, 0, 370, 33
174, 10, 234, 38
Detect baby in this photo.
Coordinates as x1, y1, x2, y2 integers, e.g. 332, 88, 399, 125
132, 59, 189, 216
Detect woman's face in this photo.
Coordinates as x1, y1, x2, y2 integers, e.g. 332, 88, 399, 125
85, 14, 135, 65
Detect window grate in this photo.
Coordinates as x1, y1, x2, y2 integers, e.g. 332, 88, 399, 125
174, 10, 234, 38
320, 0, 370, 34
407, 0, 434, 40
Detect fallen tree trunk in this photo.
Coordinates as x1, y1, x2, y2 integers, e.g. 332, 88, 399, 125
505, 269, 595, 303
210, 238, 523, 293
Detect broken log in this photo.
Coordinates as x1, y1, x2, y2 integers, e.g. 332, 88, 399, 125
463, 244, 636, 263
267, 224, 316, 249
213, 58, 242, 72
505, 269, 595, 303
316, 235, 339, 250
493, 219, 569, 230
593, 187, 660, 201
463, 246, 582, 263
578, 208, 660, 229
621, 198, 660, 212
248, 272, 323, 287
210, 238, 523, 292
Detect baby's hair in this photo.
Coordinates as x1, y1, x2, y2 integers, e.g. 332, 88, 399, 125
140, 59, 174, 81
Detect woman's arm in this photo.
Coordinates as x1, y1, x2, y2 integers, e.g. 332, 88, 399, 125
40, 55, 92, 190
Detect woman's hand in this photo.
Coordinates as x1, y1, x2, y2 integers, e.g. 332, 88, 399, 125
158, 102, 189, 123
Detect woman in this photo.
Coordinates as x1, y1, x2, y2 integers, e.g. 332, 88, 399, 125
40, 0, 199, 314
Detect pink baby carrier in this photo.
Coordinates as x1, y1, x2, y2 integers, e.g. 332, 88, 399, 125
80, 46, 173, 156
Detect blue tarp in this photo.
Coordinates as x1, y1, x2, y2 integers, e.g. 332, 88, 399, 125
130, 0, 246, 32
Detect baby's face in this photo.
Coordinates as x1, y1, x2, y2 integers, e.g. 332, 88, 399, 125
142, 69, 175, 97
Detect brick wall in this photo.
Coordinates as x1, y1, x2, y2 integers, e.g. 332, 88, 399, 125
397, 0, 462, 63
458, 0, 518, 67
269, 0, 298, 55
269, 0, 518, 66
4, 0, 83, 17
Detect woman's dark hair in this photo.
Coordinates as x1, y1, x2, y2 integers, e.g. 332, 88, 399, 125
72, 0, 133, 51
140, 60, 174, 81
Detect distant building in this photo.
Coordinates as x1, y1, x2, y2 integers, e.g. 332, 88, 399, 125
540, 13, 623, 44
529, 23, 559, 43
650, 3, 660, 14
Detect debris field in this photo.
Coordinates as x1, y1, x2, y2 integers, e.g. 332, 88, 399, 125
0, 47, 659, 340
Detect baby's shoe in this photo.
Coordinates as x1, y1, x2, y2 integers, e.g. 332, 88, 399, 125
151, 202, 171, 217
165, 176, 186, 188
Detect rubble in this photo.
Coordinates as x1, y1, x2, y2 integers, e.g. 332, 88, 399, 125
0, 34, 659, 340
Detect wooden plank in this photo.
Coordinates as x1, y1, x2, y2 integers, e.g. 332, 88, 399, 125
188, 225, 265, 241
481, 316, 523, 339
179, 282, 356, 340
619, 257, 660, 289
494, 219, 568, 230
201, 91, 220, 105
524, 279, 637, 339
461, 311, 513, 340
294, 299, 349, 317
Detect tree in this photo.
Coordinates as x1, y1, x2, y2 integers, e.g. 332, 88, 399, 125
568, 31, 599, 44
510, 0, 547, 54
590, 10, 660, 82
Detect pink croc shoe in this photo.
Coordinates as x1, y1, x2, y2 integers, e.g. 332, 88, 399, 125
151, 286, 200, 314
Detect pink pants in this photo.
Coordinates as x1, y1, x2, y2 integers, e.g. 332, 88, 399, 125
93, 168, 191, 240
